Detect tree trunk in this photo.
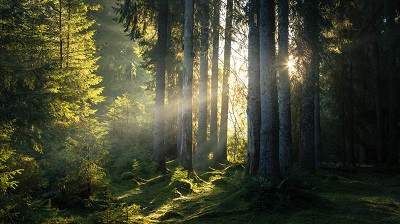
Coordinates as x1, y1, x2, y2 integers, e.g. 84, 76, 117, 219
373, 41, 386, 164
259, 0, 281, 186
59, 0, 63, 68
177, 69, 183, 158
314, 53, 322, 168
166, 21, 178, 160
217, 0, 233, 163
299, 0, 318, 173
210, 0, 220, 158
196, 0, 210, 169
153, 0, 168, 173
348, 57, 355, 166
180, 0, 194, 171
278, 0, 292, 169
386, 0, 399, 164
246, 0, 260, 175
210, 0, 220, 159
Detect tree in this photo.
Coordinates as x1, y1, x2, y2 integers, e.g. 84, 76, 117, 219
385, 0, 400, 164
246, 0, 261, 175
210, 0, 220, 156
259, 0, 281, 185
180, 0, 194, 171
217, 0, 233, 162
153, 0, 169, 173
299, 0, 319, 173
372, 41, 386, 164
314, 52, 322, 168
277, 0, 292, 169
196, 0, 210, 169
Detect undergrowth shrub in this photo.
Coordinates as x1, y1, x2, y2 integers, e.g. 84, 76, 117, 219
111, 147, 157, 179
237, 168, 323, 212
120, 172, 135, 180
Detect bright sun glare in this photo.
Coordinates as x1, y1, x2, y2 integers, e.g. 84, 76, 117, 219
287, 55, 295, 70
287, 55, 297, 75
287, 60, 295, 69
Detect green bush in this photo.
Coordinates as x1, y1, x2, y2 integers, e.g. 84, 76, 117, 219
120, 172, 135, 180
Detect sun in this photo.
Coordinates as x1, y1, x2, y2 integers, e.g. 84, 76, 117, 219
287, 55, 295, 70
286, 55, 297, 75
287, 60, 295, 69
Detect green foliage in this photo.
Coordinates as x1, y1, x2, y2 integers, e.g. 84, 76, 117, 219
111, 147, 156, 179
91, 201, 141, 223
120, 172, 135, 180
0, 149, 23, 194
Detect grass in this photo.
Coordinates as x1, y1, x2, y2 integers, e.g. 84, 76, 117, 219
33, 161, 400, 223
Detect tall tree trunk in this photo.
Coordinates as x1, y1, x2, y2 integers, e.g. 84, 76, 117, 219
348, 57, 355, 166
210, 0, 220, 157
181, 0, 194, 171
217, 0, 233, 163
153, 0, 168, 173
196, 0, 210, 169
177, 69, 183, 158
278, 0, 292, 169
341, 83, 346, 166
373, 42, 386, 164
166, 21, 178, 160
259, 0, 281, 186
246, 0, 260, 175
66, 0, 70, 69
59, 0, 63, 68
299, 0, 318, 173
386, 0, 399, 164
314, 53, 322, 168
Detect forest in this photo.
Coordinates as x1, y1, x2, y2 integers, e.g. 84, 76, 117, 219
1, 0, 400, 223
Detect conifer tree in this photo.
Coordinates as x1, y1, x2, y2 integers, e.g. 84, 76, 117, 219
246, 0, 261, 175
154, 0, 169, 173
210, 0, 220, 156
217, 0, 233, 163
181, 0, 194, 171
259, 0, 281, 185
278, 0, 293, 169
196, 0, 211, 169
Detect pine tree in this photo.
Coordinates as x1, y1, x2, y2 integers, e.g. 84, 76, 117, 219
217, 0, 233, 162
246, 0, 261, 175
196, 0, 211, 169
259, 0, 281, 185
210, 0, 220, 156
153, 0, 169, 173
299, 0, 319, 173
181, 0, 194, 171
278, 0, 293, 169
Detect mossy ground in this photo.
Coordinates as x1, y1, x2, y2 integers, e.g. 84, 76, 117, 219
36, 161, 400, 223
100, 161, 400, 224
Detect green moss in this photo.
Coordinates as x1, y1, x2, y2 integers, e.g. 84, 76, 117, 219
34, 161, 400, 223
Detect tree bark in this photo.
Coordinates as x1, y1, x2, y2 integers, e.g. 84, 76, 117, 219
385, 0, 399, 164
180, 0, 194, 171
153, 0, 168, 173
299, 0, 318, 173
372, 41, 386, 164
259, 0, 281, 186
217, 0, 233, 163
314, 53, 322, 168
196, 0, 210, 169
278, 0, 293, 169
246, 0, 260, 175
348, 57, 355, 166
210, 0, 220, 158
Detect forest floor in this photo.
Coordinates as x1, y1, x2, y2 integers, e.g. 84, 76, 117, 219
104, 161, 400, 224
